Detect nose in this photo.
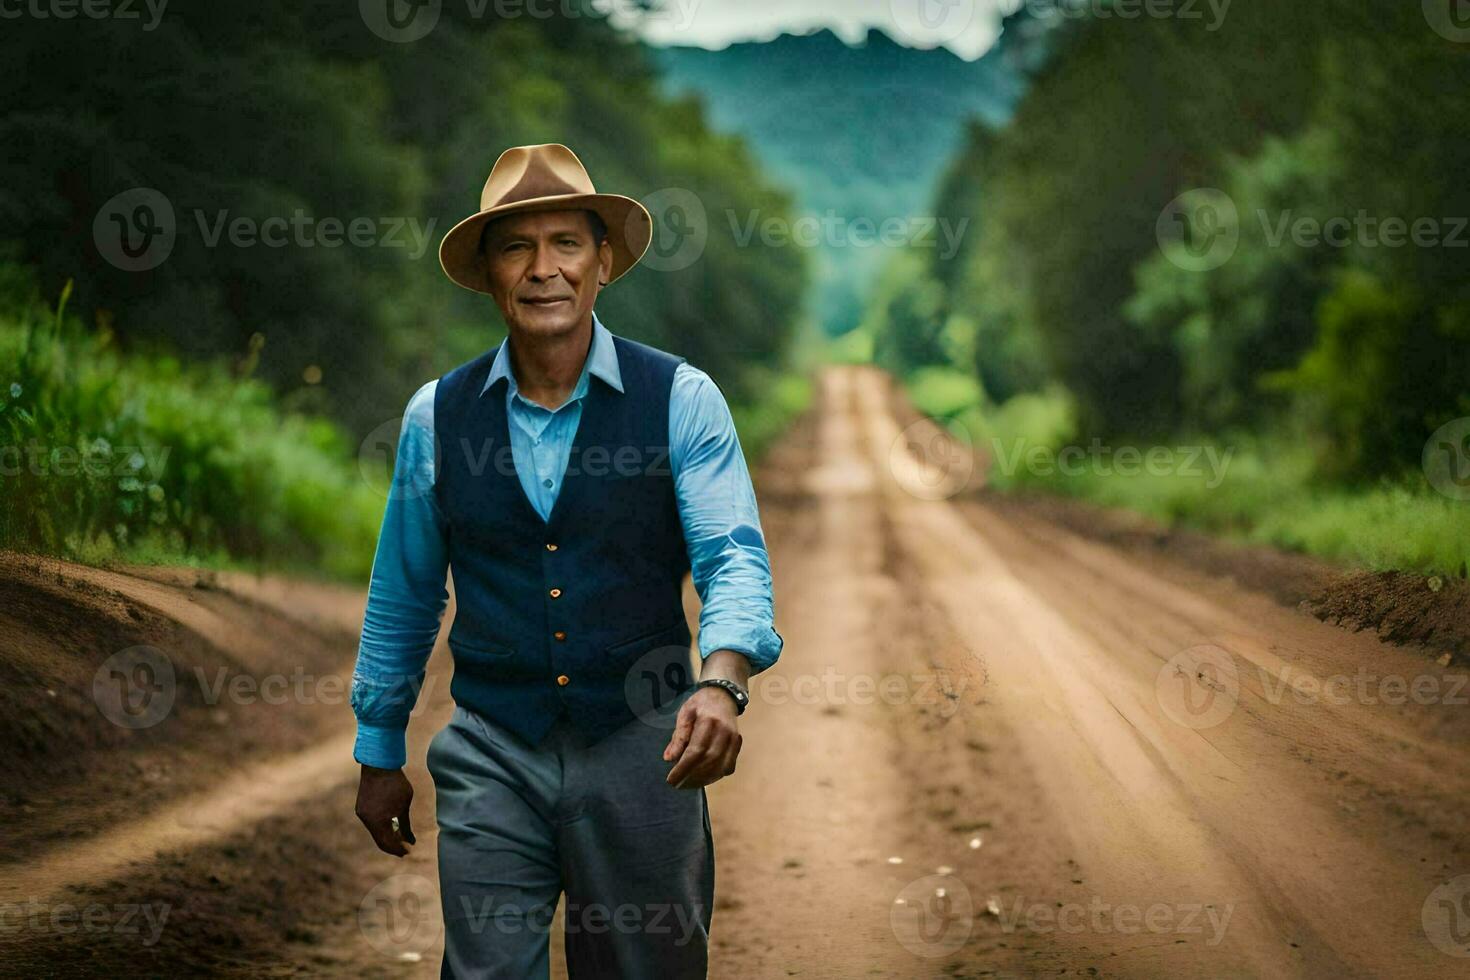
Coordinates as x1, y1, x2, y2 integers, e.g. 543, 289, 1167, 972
527, 243, 561, 283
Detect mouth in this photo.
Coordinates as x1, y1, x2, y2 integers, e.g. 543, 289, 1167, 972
521, 297, 572, 308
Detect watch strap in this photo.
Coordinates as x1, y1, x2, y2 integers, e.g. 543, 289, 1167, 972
695, 678, 748, 714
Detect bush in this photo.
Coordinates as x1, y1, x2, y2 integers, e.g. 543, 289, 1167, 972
0, 280, 382, 579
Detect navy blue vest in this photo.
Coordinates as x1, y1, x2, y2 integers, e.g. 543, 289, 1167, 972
433, 332, 694, 746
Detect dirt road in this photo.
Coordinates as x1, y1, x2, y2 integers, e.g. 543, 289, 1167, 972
3, 365, 1469, 977
720, 367, 1470, 978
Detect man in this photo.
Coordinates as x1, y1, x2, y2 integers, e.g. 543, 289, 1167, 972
349, 143, 782, 978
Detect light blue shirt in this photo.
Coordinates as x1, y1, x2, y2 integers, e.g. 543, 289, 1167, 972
350, 313, 783, 768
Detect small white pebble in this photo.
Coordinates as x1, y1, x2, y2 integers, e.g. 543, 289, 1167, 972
969, 837, 982, 850
986, 897, 1001, 917
887, 856, 903, 865
398, 951, 422, 963
893, 898, 906, 906
935, 887, 947, 898
936, 865, 954, 875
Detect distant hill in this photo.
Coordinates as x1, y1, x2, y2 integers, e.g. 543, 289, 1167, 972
651, 25, 1026, 334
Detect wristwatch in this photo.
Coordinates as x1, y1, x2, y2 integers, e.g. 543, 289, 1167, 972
694, 678, 749, 715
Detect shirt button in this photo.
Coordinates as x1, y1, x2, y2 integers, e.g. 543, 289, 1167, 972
543, 478, 553, 488
556, 674, 570, 687
545, 542, 558, 551
549, 587, 562, 599
553, 630, 567, 641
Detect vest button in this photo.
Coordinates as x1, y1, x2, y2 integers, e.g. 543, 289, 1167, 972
556, 674, 570, 687
548, 587, 562, 599
545, 543, 558, 551
553, 630, 567, 641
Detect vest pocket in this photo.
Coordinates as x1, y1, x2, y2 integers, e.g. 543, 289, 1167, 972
449, 636, 516, 658
605, 618, 690, 658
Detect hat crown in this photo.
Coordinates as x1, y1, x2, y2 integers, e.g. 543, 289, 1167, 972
480, 143, 597, 211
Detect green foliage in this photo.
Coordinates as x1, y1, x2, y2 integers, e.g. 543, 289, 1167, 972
0, 1, 806, 436
932, 384, 1469, 574
729, 370, 814, 466
865, 251, 951, 375
1263, 269, 1422, 479
0, 281, 382, 579
906, 367, 985, 422
879, 0, 1469, 527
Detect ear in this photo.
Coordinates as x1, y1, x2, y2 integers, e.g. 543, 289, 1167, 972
598, 238, 613, 286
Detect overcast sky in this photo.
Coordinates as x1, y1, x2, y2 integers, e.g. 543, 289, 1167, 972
597, 0, 1015, 62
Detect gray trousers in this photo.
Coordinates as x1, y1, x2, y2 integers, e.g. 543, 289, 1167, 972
427, 705, 714, 979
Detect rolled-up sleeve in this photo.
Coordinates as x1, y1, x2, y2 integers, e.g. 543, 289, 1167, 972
350, 380, 449, 769
669, 363, 784, 673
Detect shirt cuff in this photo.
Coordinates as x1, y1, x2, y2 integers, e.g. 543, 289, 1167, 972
354, 723, 408, 770
697, 623, 784, 674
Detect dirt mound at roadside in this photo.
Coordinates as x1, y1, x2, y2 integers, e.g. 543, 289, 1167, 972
1307, 569, 1470, 660
0, 553, 364, 855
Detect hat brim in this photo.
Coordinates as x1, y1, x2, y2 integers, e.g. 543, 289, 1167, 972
438, 193, 652, 296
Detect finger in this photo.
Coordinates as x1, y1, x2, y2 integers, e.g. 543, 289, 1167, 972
700, 729, 740, 786
719, 735, 741, 777
666, 721, 715, 787
366, 818, 409, 857
398, 805, 416, 846
663, 703, 695, 762
673, 726, 729, 789
703, 730, 736, 783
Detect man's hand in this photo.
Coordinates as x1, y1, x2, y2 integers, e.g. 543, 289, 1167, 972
663, 686, 743, 789
356, 765, 417, 857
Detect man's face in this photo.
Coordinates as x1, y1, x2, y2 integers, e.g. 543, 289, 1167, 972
481, 209, 611, 340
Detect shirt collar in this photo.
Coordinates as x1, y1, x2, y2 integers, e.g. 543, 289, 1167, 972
481, 311, 624, 399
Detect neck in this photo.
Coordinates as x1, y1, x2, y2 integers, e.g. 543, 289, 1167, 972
507, 314, 593, 410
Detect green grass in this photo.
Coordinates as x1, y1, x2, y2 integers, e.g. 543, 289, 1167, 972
900, 376, 1470, 576
1, 282, 384, 580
